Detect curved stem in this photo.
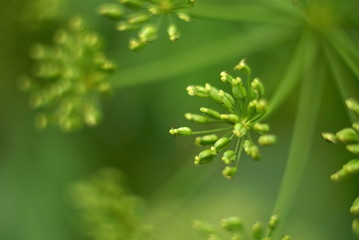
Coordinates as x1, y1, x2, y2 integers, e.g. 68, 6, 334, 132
271, 37, 324, 236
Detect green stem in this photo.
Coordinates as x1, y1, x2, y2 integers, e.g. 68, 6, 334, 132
112, 25, 295, 88
271, 38, 324, 236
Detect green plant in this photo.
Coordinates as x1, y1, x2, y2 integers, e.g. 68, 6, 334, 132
4, 0, 359, 240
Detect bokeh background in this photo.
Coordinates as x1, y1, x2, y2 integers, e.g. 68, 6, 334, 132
0, 0, 358, 239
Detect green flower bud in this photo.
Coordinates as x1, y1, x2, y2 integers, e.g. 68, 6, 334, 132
167, 24, 180, 41
353, 122, 359, 132
346, 98, 359, 116
222, 166, 237, 180
176, 12, 191, 22
205, 84, 222, 104
258, 134, 276, 146
185, 113, 211, 124
195, 134, 218, 146
233, 123, 247, 137
193, 219, 214, 234
219, 90, 235, 111
98, 4, 124, 19
350, 197, 359, 215
234, 59, 250, 75
330, 168, 347, 181
200, 107, 221, 119
281, 235, 291, 240
269, 215, 279, 230
251, 78, 264, 99
248, 145, 260, 160
231, 77, 246, 99
187, 85, 209, 98
138, 24, 157, 42
251, 221, 263, 240
347, 144, 359, 155
211, 137, 231, 152
322, 132, 337, 144
220, 71, 235, 83
336, 128, 358, 143
220, 114, 240, 124
253, 123, 270, 133
195, 149, 216, 164
129, 38, 147, 51
169, 127, 192, 136
243, 139, 252, 152
353, 218, 359, 236
256, 99, 268, 114
343, 159, 359, 174
117, 21, 137, 31
222, 150, 236, 164
128, 13, 150, 25
221, 216, 242, 231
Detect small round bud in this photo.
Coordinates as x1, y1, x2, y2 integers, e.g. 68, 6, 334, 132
346, 98, 359, 116
251, 78, 264, 98
186, 85, 208, 98
234, 59, 250, 75
211, 137, 231, 152
346, 144, 359, 155
128, 13, 150, 25
322, 132, 337, 144
343, 159, 359, 174
353, 218, 359, 236
185, 113, 211, 124
258, 134, 276, 146
336, 128, 358, 143
251, 221, 263, 240
221, 216, 242, 231
269, 215, 279, 229
222, 150, 236, 164
200, 107, 221, 119
248, 145, 260, 160
169, 127, 192, 136
176, 12, 191, 22
167, 24, 180, 41
98, 4, 124, 19
350, 197, 359, 215
222, 166, 237, 180
253, 123, 270, 133
330, 168, 347, 182
353, 122, 359, 132
195, 149, 216, 164
138, 24, 157, 42
195, 134, 218, 146
220, 114, 240, 124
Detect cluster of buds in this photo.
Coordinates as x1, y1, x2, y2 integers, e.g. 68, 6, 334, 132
98, 0, 194, 51
193, 214, 291, 240
169, 60, 276, 179
70, 168, 150, 240
19, 16, 116, 131
322, 98, 359, 236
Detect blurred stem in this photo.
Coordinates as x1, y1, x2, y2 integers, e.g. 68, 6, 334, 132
325, 45, 359, 123
112, 26, 294, 88
271, 39, 324, 236
267, 31, 312, 117
325, 29, 359, 81
189, 4, 301, 27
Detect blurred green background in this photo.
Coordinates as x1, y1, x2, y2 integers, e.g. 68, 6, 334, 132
0, 0, 358, 239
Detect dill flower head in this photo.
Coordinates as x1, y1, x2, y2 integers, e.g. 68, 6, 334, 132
98, 0, 194, 51
19, 16, 116, 131
170, 60, 276, 179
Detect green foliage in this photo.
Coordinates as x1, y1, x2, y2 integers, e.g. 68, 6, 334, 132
70, 168, 151, 240
19, 16, 115, 131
